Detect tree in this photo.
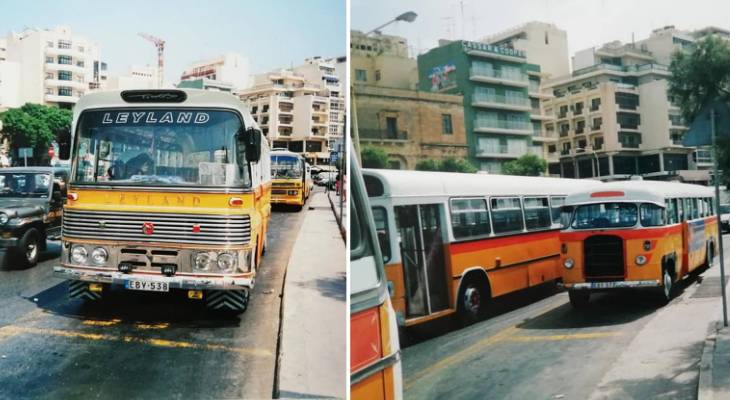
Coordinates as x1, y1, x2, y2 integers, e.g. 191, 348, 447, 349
415, 157, 478, 173
360, 145, 389, 169
668, 36, 730, 185
501, 154, 547, 176
415, 159, 440, 171
0, 103, 72, 163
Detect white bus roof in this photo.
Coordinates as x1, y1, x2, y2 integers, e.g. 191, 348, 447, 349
565, 180, 714, 207
72, 89, 257, 130
271, 149, 303, 159
363, 169, 603, 198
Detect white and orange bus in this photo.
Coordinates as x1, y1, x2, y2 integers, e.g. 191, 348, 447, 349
560, 180, 718, 306
362, 169, 602, 328
351, 156, 402, 399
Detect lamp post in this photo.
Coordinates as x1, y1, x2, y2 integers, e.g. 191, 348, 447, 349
365, 11, 418, 36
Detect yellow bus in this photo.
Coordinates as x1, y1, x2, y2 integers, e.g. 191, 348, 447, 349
53, 89, 271, 313
351, 153, 402, 400
363, 169, 602, 328
560, 180, 718, 306
271, 149, 310, 210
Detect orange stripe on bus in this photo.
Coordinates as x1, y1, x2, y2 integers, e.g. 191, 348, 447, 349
450, 230, 557, 255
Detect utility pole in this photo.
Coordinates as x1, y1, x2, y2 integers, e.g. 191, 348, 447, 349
711, 108, 728, 327
139, 33, 165, 88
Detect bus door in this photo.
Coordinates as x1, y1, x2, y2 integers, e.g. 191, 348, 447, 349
395, 204, 449, 318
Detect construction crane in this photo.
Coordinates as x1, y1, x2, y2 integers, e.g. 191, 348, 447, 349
138, 33, 165, 88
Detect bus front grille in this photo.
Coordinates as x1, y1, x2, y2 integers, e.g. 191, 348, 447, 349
583, 235, 624, 281
63, 210, 250, 246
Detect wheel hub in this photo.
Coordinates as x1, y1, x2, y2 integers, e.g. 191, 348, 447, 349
464, 287, 480, 314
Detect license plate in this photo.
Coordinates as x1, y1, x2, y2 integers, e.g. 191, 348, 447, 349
125, 280, 169, 292
590, 282, 616, 289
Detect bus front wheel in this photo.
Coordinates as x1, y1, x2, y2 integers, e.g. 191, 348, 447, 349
659, 267, 675, 304
568, 290, 590, 308
457, 276, 489, 326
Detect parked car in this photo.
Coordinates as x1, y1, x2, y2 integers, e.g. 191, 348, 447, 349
0, 167, 67, 266
721, 204, 730, 233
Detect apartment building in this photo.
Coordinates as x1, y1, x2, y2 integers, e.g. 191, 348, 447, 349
105, 65, 157, 90
543, 39, 698, 181
1, 26, 106, 109
179, 53, 249, 91
237, 69, 331, 165
351, 30, 417, 90
417, 40, 545, 173
294, 57, 345, 148
482, 21, 570, 78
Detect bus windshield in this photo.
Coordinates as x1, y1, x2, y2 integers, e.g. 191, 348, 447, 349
271, 155, 303, 179
571, 202, 638, 229
73, 109, 250, 188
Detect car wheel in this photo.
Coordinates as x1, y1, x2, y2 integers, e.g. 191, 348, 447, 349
19, 228, 40, 267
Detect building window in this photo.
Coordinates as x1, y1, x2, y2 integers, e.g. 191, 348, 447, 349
58, 87, 72, 96
58, 55, 72, 65
442, 114, 453, 135
355, 69, 367, 82
590, 98, 601, 111
386, 117, 398, 139
375, 70, 381, 81
76, 61, 84, 68
45, 72, 53, 79
58, 40, 72, 49
58, 71, 72, 81
46, 41, 54, 48
45, 56, 54, 64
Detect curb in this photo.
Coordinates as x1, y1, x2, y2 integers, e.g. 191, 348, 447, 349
698, 321, 723, 400
326, 191, 346, 241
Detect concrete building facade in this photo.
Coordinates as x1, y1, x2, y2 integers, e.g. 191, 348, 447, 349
0, 26, 107, 109
294, 57, 345, 144
417, 40, 545, 173
351, 30, 417, 90
105, 65, 157, 91
179, 52, 249, 91
355, 84, 467, 169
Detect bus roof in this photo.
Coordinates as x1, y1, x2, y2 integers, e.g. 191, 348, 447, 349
363, 169, 603, 198
565, 180, 715, 207
270, 149, 303, 159
72, 89, 257, 130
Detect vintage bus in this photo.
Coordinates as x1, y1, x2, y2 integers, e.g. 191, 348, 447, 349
271, 149, 310, 209
363, 169, 603, 328
560, 180, 718, 306
351, 156, 402, 399
53, 89, 271, 313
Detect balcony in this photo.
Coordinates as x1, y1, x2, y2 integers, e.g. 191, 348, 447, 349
471, 93, 530, 111
469, 67, 528, 87
45, 46, 85, 59
475, 145, 522, 159
592, 124, 602, 131
44, 93, 79, 103
45, 62, 85, 74
359, 129, 408, 141
473, 119, 532, 135
45, 79, 86, 90
589, 105, 601, 113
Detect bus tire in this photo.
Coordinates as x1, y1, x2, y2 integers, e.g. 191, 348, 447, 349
457, 274, 489, 326
659, 266, 675, 304
568, 290, 590, 308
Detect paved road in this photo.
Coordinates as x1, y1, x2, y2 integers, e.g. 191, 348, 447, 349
403, 236, 730, 400
0, 204, 307, 399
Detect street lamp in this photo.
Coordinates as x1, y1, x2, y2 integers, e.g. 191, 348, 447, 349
365, 11, 418, 35
575, 147, 601, 179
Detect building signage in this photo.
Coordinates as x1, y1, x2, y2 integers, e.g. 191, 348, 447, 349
428, 63, 457, 92
462, 41, 526, 58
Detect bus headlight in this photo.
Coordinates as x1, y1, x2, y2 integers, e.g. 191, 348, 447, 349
90, 247, 108, 265
70, 245, 88, 264
217, 252, 237, 272
0, 213, 8, 225
635, 255, 647, 266
563, 258, 574, 269
193, 252, 212, 271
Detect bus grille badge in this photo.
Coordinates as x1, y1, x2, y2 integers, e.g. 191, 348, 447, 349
142, 222, 155, 235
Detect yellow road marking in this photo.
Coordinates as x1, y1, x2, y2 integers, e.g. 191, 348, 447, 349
507, 331, 621, 342
83, 319, 121, 327
135, 323, 170, 330
0, 325, 271, 357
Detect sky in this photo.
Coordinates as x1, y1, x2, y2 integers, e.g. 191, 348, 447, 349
0, 0, 346, 82
351, 0, 730, 59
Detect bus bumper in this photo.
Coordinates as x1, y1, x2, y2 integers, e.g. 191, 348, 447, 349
52, 266, 254, 291
561, 280, 661, 290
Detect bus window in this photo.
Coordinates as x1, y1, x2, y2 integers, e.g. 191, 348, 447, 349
450, 198, 491, 239
561, 205, 574, 227
691, 199, 699, 219
490, 197, 524, 234
524, 197, 551, 230
640, 203, 665, 227
666, 199, 678, 224
550, 196, 566, 224
678, 198, 685, 221
364, 175, 384, 197
350, 193, 379, 294
371, 207, 391, 263
572, 202, 638, 229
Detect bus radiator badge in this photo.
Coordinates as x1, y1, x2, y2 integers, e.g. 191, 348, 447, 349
142, 222, 155, 235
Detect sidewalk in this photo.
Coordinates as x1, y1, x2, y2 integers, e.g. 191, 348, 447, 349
277, 191, 346, 399
698, 262, 730, 400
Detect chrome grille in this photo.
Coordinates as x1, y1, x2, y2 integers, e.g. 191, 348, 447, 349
63, 210, 251, 246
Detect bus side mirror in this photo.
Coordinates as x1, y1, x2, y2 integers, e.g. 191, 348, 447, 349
238, 127, 261, 163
